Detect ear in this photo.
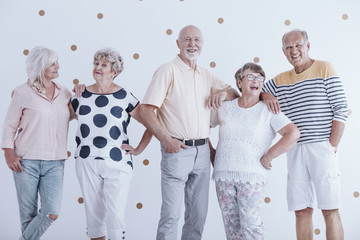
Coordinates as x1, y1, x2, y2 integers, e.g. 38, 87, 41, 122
176, 40, 180, 49
237, 77, 242, 89
306, 41, 310, 51
282, 47, 286, 55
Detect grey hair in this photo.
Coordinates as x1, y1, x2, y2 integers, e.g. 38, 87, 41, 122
234, 62, 265, 92
93, 48, 124, 79
282, 29, 309, 47
26, 46, 59, 93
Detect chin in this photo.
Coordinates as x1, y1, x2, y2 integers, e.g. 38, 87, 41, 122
185, 53, 199, 61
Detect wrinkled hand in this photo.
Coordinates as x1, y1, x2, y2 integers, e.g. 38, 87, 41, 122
260, 155, 272, 170
261, 92, 280, 114
163, 138, 188, 153
208, 90, 227, 109
73, 84, 86, 97
121, 144, 140, 155
4, 150, 22, 172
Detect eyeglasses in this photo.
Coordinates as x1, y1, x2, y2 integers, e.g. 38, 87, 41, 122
242, 74, 265, 82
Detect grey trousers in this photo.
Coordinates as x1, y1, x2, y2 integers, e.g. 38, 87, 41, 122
156, 144, 211, 240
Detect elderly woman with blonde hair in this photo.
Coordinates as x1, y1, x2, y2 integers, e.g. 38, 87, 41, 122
1, 46, 74, 240
71, 48, 152, 240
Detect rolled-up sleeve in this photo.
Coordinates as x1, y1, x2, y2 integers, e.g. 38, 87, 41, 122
323, 63, 348, 123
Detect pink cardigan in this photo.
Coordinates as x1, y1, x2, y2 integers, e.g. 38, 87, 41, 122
1, 81, 72, 160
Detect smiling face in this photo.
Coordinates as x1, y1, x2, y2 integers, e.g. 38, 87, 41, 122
93, 58, 117, 82
237, 69, 264, 97
282, 31, 311, 73
176, 25, 204, 64
44, 61, 59, 81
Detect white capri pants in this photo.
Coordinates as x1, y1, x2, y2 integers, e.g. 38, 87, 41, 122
76, 157, 133, 240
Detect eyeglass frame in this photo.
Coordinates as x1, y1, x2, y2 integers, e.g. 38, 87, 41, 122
240, 74, 265, 82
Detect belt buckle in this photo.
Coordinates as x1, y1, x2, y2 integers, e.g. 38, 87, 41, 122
184, 139, 194, 146
195, 139, 205, 146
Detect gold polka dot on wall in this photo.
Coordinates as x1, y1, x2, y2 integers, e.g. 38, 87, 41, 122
73, 79, 79, 85
143, 159, 150, 166
133, 53, 139, 60
71, 45, 77, 51
342, 14, 348, 20
39, 10, 45, 16
23, 49, 29, 56
97, 13, 103, 19
218, 18, 224, 24
166, 29, 173, 35
210, 62, 216, 68
67, 151, 71, 157
354, 191, 359, 198
284, 19, 291, 26
314, 229, 320, 235
78, 197, 84, 204
136, 203, 143, 209
264, 197, 271, 203
253, 57, 260, 63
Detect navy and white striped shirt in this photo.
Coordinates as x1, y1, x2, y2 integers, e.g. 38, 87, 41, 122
263, 60, 348, 143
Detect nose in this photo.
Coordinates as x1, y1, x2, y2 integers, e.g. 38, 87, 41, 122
189, 39, 195, 47
290, 47, 298, 54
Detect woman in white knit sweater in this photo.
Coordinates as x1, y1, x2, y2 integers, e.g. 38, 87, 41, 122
210, 62, 300, 240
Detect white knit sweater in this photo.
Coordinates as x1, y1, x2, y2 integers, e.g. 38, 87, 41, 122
210, 98, 291, 183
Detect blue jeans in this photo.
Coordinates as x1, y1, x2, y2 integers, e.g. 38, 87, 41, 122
13, 159, 65, 240
157, 144, 210, 240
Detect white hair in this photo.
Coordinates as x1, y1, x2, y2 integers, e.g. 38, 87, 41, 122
26, 46, 58, 93
93, 48, 124, 79
282, 29, 309, 48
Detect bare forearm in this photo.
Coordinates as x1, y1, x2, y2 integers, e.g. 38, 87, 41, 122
3, 148, 14, 158
225, 88, 240, 101
135, 129, 153, 153
329, 120, 345, 148
265, 124, 300, 160
139, 105, 172, 144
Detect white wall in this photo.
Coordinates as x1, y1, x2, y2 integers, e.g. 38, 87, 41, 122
0, 0, 359, 239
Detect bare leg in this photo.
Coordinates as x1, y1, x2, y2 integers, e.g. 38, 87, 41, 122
295, 207, 314, 240
322, 209, 344, 240
91, 236, 105, 240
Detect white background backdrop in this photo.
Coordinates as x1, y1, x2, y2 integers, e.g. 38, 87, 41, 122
0, 0, 359, 239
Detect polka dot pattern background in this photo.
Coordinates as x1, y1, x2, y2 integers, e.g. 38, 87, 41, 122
0, 1, 359, 239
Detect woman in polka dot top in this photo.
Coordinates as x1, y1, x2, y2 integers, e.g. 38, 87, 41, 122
71, 48, 152, 240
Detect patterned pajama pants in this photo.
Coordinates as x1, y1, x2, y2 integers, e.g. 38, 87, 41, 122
215, 179, 266, 240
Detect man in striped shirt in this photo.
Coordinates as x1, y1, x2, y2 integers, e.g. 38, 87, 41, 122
262, 29, 347, 240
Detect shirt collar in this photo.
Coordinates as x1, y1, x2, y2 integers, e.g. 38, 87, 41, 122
174, 55, 201, 74
27, 80, 62, 102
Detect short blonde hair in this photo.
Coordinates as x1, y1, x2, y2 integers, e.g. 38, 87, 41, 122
26, 46, 59, 93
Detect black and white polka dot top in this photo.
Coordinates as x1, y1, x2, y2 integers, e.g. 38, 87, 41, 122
71, 88, 139, 168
